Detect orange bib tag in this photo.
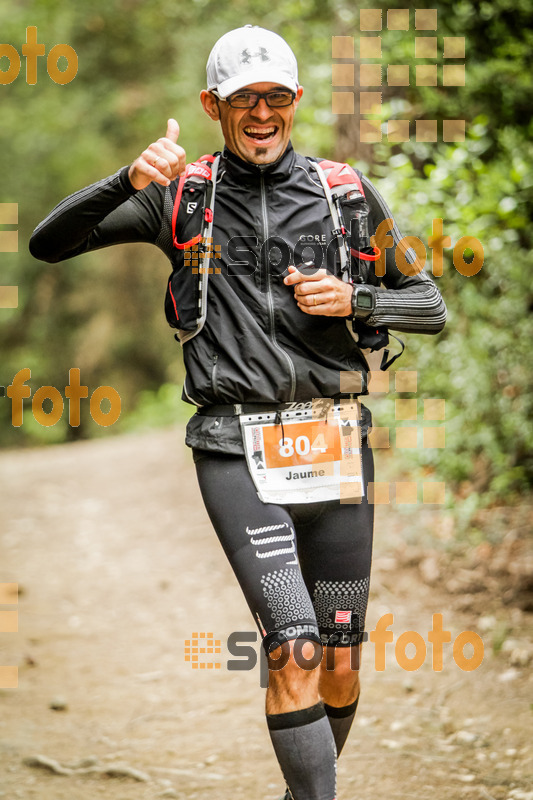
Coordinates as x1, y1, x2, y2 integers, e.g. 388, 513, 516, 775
240, 400, 364, 504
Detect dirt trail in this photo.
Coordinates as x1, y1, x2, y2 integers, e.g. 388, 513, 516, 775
0, 427, 531, 800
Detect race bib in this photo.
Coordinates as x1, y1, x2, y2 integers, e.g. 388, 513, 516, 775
241, 400, 364, 504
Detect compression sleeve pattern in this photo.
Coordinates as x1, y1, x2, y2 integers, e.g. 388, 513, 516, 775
371, 274, 447, 334
361, 175, 447, 335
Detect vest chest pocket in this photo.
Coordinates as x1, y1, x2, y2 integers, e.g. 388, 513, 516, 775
164, 252, 201, 331
164, 156, 220, 339
164, 183, 208, 331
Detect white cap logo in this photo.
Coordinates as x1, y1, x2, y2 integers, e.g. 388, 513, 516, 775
240, 48, 271, 65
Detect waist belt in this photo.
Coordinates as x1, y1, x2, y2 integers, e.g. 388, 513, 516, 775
197, 397, 361, 417
198, 402, 294, 417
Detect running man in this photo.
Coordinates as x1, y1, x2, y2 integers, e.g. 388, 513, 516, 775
30, 25, 446, 800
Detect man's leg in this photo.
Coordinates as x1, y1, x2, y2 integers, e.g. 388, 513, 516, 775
320, 645, 361, 757
295, 440, 375, 759
266, 639, 337, 800
194, 451, 337, 800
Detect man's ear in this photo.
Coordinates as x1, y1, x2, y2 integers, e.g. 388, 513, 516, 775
293, 85, 304, 110
200, 90, 220, 121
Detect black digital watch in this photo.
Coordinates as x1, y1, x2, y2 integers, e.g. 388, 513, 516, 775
351, 285, 375, 319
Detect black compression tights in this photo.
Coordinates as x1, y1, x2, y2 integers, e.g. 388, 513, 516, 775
193, 443, 375, 653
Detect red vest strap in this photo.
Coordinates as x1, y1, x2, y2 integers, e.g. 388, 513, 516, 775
317, 159, 365, 196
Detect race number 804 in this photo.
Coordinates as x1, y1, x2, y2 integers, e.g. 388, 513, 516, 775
278, 432, 329, 458
263, 420, 341, 469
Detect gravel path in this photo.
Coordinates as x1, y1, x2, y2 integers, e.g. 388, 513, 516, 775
0, 427, 531, 799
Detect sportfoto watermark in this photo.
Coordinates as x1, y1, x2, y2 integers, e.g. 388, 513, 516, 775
185, 614, 484, 687
185, 216, 483, 278
0, 26, 78, 85
373, 217, 483, 277
3, 368, 121, 427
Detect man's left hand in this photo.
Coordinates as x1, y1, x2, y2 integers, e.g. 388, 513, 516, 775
283, 265, 352, 317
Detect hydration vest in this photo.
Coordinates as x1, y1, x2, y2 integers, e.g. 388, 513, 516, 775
164, 153, 402, 367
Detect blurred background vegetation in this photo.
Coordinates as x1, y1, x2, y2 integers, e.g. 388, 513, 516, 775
1, 0, 532, 531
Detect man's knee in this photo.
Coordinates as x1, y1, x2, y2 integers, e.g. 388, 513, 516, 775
322, 643, 361, 673
319, 646, 361, 707
267, 637, 323, 684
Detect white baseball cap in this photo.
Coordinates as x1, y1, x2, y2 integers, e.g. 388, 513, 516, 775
206, 25, 299, 98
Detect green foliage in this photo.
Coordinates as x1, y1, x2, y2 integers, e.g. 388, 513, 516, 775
360, 45, 533, 503
117, 382, 191, 432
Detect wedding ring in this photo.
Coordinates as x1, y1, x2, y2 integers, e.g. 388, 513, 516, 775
313, 294, 317, 306
153, 156, 161, 168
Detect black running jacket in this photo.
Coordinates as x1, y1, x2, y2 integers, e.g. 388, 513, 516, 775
30, 142, 446, 453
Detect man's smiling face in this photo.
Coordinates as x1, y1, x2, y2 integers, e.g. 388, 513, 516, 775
201, 81, 304, 165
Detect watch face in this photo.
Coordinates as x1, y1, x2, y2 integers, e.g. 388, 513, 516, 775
358, 293, 373, 309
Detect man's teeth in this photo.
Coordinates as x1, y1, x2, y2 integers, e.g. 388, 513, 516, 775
244, 127, 276, 139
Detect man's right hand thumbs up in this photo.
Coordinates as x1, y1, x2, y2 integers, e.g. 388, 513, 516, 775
165, 117, 181, 144
128, 118, 187, 191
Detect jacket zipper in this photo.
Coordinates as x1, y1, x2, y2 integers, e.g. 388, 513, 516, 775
260, 172, 297, 401
211, 352, 219, 393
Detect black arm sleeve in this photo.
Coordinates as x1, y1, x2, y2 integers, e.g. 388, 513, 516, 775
361, 175, 447, 335
29, 166, 171, 263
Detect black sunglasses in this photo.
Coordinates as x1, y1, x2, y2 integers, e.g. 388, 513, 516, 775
211, 88, 296, 109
